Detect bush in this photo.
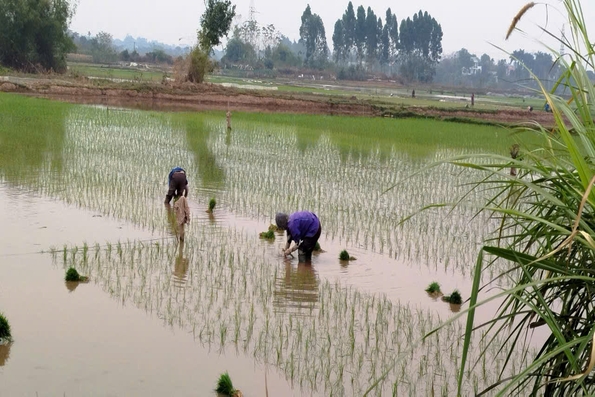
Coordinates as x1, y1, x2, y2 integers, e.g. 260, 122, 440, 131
187, 47, 211, 83
0, 313, 10, 340
65, 267, 81, 282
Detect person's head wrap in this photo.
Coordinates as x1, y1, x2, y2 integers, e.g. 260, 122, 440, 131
275, 212, 289, 230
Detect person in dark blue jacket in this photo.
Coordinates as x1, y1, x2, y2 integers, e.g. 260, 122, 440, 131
275, 211, 322, 262
165, 167, 188, 205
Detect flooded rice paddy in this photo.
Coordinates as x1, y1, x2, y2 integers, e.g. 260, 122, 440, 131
0, 93, 539, 396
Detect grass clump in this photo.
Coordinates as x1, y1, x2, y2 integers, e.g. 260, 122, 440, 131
442, 290, 462, 305
0, 313, 11, 340
268, 223, 280, 232
314, 241, 321, 251
208, 197, 217, 213
425, 282, 441, 294
259, 230, 275, 240
215, 372, 241, 396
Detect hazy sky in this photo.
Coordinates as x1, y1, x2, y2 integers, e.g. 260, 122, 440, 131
70, 0, 593, 60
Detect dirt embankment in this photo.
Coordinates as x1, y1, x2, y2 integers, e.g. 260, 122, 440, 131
0, 78, 555, 127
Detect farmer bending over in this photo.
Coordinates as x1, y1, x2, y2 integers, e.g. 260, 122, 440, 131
165, 166, 188, 205
276, 211, 322, 263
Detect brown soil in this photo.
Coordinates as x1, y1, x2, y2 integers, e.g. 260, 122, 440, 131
0, 78, 556, 127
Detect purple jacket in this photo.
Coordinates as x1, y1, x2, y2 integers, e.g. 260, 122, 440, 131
287, 211, 320, 243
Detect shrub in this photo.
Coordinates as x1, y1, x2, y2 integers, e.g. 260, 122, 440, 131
187, 47, 211, 83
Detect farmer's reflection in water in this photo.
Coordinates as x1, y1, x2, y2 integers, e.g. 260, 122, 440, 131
173, 241, 189, 286
274, 260, 320, 312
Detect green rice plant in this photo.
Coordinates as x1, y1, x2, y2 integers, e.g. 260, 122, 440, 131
0, 313, 11, 340
425, 282, 441, 294
314, 242, 321, 251
259, 230, 275, 239
208, 197, 217, 213
215, 372, 239, 396
441, 290, 462, 305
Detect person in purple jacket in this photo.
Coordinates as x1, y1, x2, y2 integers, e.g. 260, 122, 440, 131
275, 211, 322, 263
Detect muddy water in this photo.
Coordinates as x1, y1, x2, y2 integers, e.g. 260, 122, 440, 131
0, 98, 531, 396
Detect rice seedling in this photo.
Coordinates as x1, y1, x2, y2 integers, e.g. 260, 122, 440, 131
425, 282, 441, 294
215, 372, 241, 396
65, 267, 88, 282
339, 250, 355, 261
0, 313, 11, 341
441, 290, 462, 305
259, 230, 275, 240
208, 197, 217, 213
65, 267, 81, 282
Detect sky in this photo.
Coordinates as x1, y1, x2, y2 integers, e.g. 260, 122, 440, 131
69, 0, 594, 60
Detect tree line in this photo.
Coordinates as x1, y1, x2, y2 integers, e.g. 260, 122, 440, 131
0, 0, 571, 89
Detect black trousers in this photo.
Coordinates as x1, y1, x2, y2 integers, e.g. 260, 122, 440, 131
299, 224, 322, 255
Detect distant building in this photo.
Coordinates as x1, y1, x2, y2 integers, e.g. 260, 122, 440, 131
462, 57, 482, 76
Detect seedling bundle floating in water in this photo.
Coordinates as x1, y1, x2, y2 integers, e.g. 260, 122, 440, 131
259, 230, 275, 239
0, 313, 11, 341
215, 372, 242, 397
339, 249, 355, 261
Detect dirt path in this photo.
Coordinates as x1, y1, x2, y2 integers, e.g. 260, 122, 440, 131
0, 76, 555, 126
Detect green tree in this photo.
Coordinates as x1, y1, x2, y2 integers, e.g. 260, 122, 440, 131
332, 20, 345, 64
198, 0, 236, 52
341, 2, 356, 62
222, 37, 256, 64
0, 0, 75, 72
380, 23, 390, 68
189, 0, 236, 83
364, 7, 378, 65
91, 31, 117, 64
354, 5, 366, 64
299, 5, 328, 69
398, 10, 443, 82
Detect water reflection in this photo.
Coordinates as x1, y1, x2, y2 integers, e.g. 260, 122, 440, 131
165, 205, 178, 238
185, 118, 226, 189
274, 261, 319, 312
0, 96, 68, 186
65, 281, 80, 293
173, 241, 189, 287
0, 343, 11, 366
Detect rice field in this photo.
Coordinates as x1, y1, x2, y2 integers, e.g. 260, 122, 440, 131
0, 92, 543, 395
